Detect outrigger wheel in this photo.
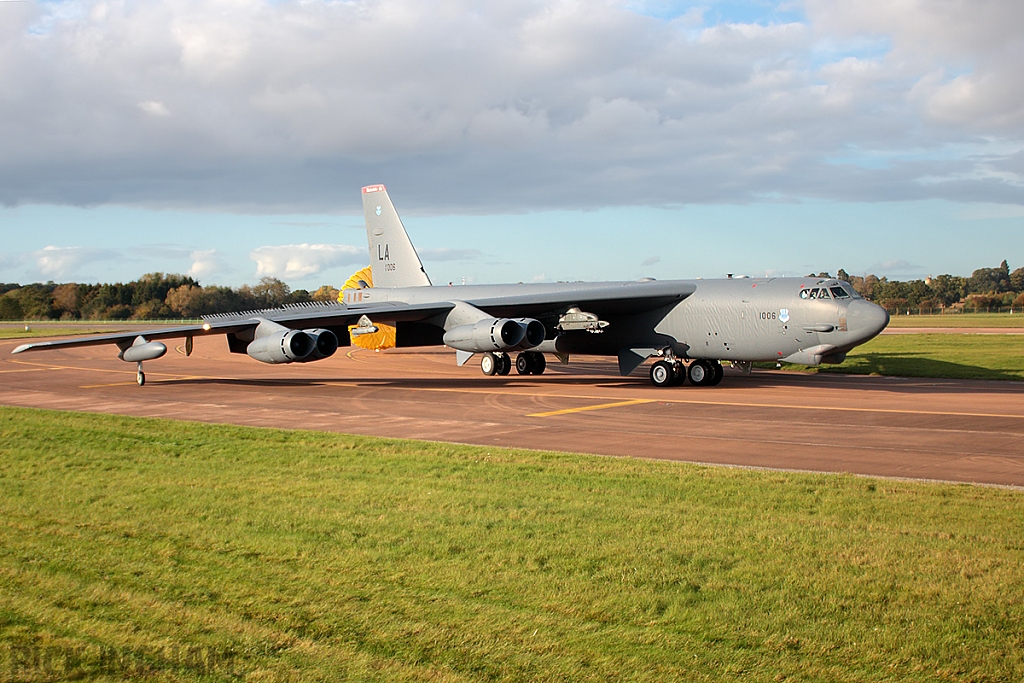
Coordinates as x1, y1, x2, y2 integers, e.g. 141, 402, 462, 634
136, 362, 146, 386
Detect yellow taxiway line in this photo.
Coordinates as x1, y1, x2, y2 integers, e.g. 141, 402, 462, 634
7, 354, 1024, 421
528, 398, 655, 418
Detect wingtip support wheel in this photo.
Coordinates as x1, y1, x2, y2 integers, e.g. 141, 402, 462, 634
136, 362, 146, 386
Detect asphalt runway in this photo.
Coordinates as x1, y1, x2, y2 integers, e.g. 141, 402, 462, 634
3, 334, 1024, 487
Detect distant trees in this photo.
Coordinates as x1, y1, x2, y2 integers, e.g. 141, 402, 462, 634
0, 273, 331, 321
1, 260, 1022, 321
830, 259, 1024, 313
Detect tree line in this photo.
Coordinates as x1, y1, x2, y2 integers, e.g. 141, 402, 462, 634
0, 274, 340, 321
1, 261, 1022, 321
829, 260, 1024, 313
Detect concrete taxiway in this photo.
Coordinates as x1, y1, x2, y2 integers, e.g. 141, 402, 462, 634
2, 334, 1023, 487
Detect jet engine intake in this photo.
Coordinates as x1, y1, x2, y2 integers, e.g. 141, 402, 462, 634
298, 328, 339, 362
442, 317, 544, 352
246, 329, 315, 364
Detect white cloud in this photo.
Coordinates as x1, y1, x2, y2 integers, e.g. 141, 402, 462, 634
641, 255, 660, 267
188, 249, 220, 279
137, 100, 171, 117
0, 1, 1019, 211
32, 245, 118, 279
250, 243, 364, 279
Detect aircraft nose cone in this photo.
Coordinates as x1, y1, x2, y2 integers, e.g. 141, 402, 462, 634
846, 299, 889, 342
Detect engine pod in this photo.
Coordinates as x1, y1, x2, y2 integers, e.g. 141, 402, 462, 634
297, 328, 339, 362
246, 329, 315, 364
442, 317, 528, 352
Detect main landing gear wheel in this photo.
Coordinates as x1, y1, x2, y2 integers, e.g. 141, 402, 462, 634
688, 360, 714, 386
481, 352, 497, 376
650, 360, 675, 387
708, 361, 724, 386
496, 353, 512, 375
672, 362, 687, 386
516, 352, 547, 375
516, 353, 532, 375
532, 352, 546, 375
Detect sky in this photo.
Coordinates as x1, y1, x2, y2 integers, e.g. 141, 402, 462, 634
0, 0, 1022, 289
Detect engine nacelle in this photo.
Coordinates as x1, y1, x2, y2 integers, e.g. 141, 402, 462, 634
296, 328, 339, 362
442, 317, 544, 352
246, 328, 315, 364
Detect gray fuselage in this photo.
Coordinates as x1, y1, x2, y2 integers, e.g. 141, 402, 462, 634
348, 276, 889, 365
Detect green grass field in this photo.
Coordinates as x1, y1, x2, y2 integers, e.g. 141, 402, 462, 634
2, 406, 1023, 682
885, 313, 1024, 328
0, 321, 199, 340
775, 333, 1024, 381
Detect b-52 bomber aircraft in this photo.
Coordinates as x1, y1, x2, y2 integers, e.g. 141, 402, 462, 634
12, 185, 889, 387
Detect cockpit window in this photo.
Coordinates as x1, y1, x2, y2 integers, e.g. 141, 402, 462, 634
843, 285, 862, 299
799, 289, 809, 299
830, 286, 850, 299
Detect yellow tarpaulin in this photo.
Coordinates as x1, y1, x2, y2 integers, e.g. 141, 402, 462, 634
341, 266, 397, 350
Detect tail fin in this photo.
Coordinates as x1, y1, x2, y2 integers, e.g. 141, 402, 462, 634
361, 185, 431, 288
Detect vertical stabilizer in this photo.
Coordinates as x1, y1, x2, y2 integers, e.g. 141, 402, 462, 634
361, 185, 431, 288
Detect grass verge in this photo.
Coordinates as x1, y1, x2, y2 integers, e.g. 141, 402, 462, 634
0, 321, 200, 340
885, 313, 1024, 328
769, 333, 1024, 381
1, 406, 1023, 682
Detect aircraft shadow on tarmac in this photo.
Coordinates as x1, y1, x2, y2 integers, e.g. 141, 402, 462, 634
809, 352, 1023, 383
153, 362, 1022, 392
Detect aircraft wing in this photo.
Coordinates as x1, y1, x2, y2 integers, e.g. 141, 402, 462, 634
465, 280, 695, 318
10, 301, 456, 355
9, 321, 253, 355
9, 280, 691, 356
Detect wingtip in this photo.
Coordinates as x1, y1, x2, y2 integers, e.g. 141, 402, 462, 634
11, 343, 31, 355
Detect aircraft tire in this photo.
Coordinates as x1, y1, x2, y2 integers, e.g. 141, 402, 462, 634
650, 360, 675, 387
532, 353, 546, 375
136, 370, 146, 386
516, 353, 533, 375
672, 363, 686, 386
688, 360, 712, 386
481, 352, 498, 376
497, 353, 512, 375
709, 361, 724, 386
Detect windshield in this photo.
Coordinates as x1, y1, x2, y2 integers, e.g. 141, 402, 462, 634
830, 286, 850, 299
